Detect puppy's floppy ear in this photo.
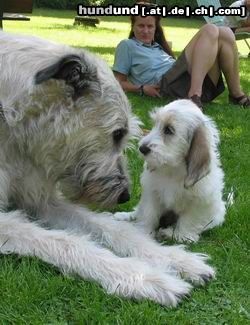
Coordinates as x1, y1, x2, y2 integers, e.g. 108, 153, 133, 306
35, 55, 99, 98
184, 124, 211, 188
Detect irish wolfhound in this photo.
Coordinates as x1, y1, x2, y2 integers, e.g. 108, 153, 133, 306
0, 31, 215, 306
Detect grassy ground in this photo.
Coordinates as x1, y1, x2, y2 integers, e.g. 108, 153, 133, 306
1, 8, 250, 324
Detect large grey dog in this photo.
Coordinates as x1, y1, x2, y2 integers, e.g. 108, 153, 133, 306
0, 31, 215, 306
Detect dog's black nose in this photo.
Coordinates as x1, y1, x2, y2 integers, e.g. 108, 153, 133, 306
118, 189, 130, 204
139, 145, 151, 155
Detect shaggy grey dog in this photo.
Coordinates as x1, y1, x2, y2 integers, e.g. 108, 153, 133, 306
0, 31, 215, 306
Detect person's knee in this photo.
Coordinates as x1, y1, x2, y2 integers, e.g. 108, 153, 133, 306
219, 26, 236, 43
201, 24, 219, 41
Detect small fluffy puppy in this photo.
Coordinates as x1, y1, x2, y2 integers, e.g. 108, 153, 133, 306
115, 99, 226, 242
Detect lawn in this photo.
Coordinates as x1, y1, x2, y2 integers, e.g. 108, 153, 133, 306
1, 8, 250, 324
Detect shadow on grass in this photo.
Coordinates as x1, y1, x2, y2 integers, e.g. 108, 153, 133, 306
38, 24, 116, 33
76, 45, 115, 56
38, 24, 78, 30
33, 8, 75, 19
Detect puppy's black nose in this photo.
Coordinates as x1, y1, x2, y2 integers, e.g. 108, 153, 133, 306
139, 145, 151, 155
118, 189, 130, 204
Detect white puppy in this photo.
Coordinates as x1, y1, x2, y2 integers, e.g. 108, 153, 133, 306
115, 100, 226, 242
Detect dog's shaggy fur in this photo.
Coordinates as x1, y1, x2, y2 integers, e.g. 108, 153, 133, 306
115, 100, 226, 242
0, 32, 215, 306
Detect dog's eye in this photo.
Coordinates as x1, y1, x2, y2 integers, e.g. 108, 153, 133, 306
163, 125, 175, 135
113, 128, 127, 143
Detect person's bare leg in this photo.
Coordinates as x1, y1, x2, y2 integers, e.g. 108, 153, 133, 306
184, 24, 246, 100
217, 27, 244, 98
184, 24, 220, 98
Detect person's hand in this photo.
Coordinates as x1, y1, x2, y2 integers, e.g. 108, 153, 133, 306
143, 84, 161, 98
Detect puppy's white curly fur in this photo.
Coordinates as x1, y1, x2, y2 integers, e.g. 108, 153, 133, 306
115, 100, 226, 242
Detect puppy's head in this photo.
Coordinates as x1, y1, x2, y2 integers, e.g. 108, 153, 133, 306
139, 99, 219, 188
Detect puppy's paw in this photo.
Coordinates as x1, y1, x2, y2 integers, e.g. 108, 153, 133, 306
157, 227, 175, 241
157, 227, 199, 243
114, 212, 136, 222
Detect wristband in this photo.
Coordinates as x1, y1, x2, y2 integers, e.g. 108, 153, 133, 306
139, 85, 144, 97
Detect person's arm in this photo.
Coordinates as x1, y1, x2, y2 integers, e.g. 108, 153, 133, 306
114, 71, 141, 93
114, 71, 161, 97
113, 40, 161, 97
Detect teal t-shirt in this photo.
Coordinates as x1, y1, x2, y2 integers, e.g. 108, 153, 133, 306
113, 38, 176, 85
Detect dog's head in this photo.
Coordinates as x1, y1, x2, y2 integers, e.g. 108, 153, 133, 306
139, 99, 220, 188
3, 39, 140, 207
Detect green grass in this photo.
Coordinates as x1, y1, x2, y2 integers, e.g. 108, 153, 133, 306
2, 8, 250, 324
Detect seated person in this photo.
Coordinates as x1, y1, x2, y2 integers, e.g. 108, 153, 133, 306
113, 2, 250, 109
224, 0, 250, 33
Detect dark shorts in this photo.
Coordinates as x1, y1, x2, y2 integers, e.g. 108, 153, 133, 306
160, 51, 225, 103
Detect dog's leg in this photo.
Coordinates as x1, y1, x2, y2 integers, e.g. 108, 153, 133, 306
114, 188, 160, 235
157, 223, 200, 243
42, 201, 215, 286
0, 210, 192, 306
158, 201, 225, 243
113, 210, 136, 222
85, 213, 215, 285
158, 210, 208, 243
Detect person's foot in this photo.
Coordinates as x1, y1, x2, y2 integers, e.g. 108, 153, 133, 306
189, 95, 203, 111
229, 94, 250, 108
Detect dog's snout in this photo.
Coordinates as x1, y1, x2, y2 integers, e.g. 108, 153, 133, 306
139, 144, 151, 155
118, 189, 130, 204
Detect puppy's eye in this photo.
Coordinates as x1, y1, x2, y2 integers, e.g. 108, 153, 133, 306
163, 125, 175, 135
113, 128, 127, 143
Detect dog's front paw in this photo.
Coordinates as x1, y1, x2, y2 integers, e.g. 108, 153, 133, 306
114, 212, 136, 222
137, 245, 215, 287
137, 271, 192, 307
157, 227, 175, 241
106, 261, 192, 307
178, 251, 215, 286
158, 246, 216, 286
157, 227, 199, 243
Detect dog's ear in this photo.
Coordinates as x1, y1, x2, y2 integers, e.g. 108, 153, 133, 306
184, 124, 211, 188
35, 55, 98, 98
